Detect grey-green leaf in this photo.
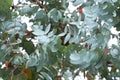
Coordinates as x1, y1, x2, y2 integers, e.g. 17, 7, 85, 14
26, 57, 37, 67
40, 72, 52, 80
64, 33, 71, 44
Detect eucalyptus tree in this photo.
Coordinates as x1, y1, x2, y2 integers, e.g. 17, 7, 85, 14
0, 0, 120, 80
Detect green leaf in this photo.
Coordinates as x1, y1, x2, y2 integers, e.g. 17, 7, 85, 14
35, 10, 45, 20
13, 56, 25, 65
110, 49, 119, 58
70, 52, 81, 64
48, 43, 58, 52
40, 72, 52, 80
0, 15, 5, 21
48, 8, 62, 22
64, 33, 71, 44
33, 29, 45, 36
61, 0, 69, 8
70, 49, 99, 69
37, 35, 50, 44
2, 19, 27, 36
26, 57, 37, 67
45, 24, 51, 34
0, 0, 13, 19
110, 45, 120, 58
73, 0, 84, 6
0, 51, 4, 62
48, 31, 55, 37
19, 5, 39, 16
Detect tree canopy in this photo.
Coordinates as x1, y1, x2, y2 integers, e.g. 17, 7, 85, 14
0, 0, 120, 80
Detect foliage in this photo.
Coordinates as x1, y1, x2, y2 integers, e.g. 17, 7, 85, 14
0, 0, 13, 20
0, 0, 120, 80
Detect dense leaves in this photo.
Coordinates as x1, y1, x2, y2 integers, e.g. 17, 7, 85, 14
0, 0, 120, 80
0, 0, 12, 20
19, 36, 35, 54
